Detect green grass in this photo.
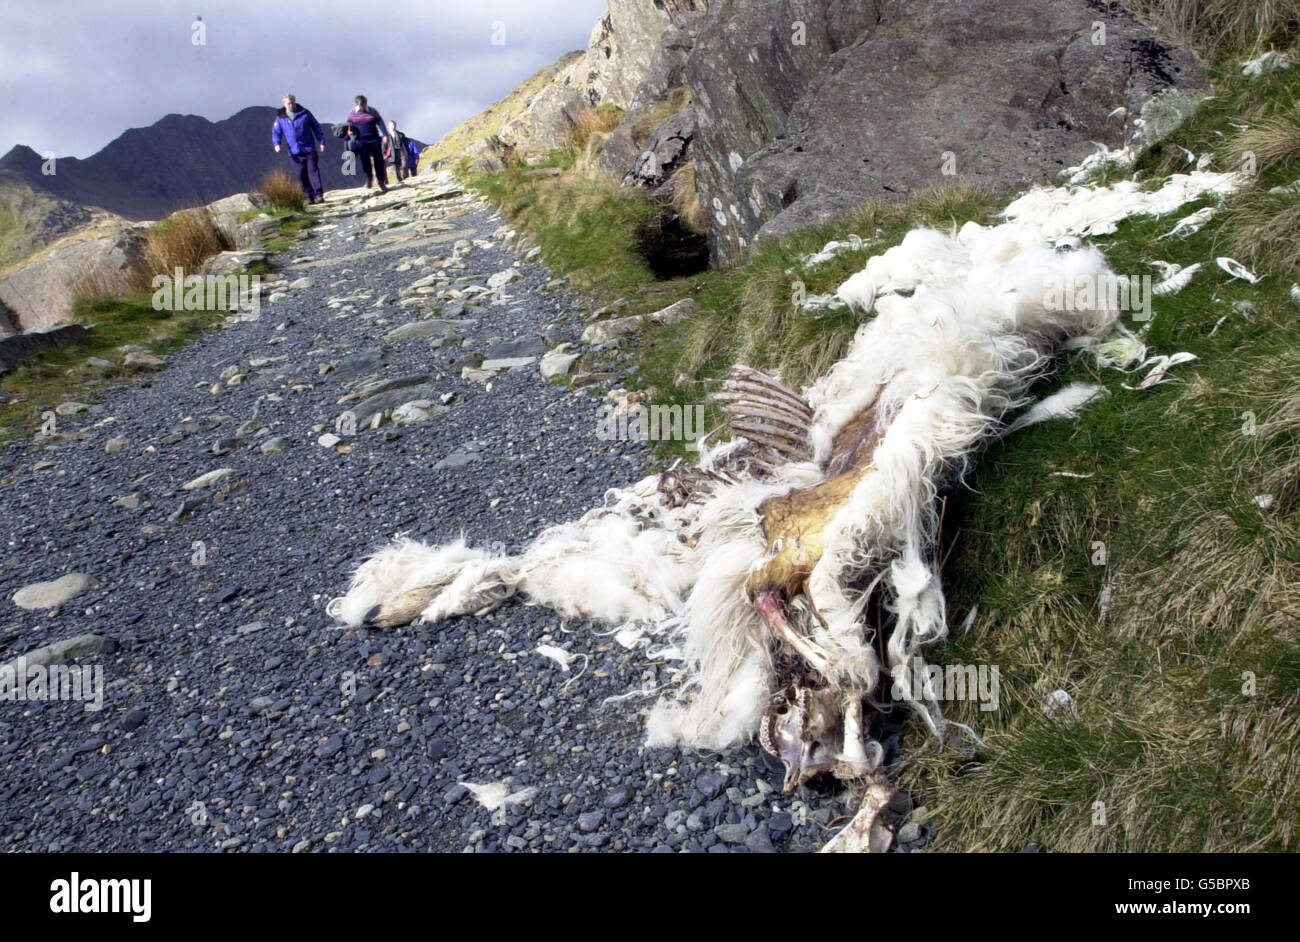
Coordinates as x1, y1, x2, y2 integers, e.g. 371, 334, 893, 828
255, 211, 313, 260
0, 292, 227, 447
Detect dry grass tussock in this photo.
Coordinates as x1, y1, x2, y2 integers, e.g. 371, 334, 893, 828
257, 168, 306, 212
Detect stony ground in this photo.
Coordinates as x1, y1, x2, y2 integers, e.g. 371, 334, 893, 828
0, 173, 925, 853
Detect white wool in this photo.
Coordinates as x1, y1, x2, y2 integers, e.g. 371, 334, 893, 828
1215, 256, 1259, 284
332, 145, 1237, 755
1001, 383, 1109, 437
1242, 50, 1292, 78
1003, 169, 1243, 240
460, 781, 538, 812
802, 234, 867, 268
514, 508, 692, 622
1093, 332, 1148, 370
1061, 145, 1135, 185
835, 270, 876, 311
1159, 206, 1216, 239
1124, 351, 1198, 390
459, 781, 539, 825
535, 644, 577, 671
614, 627, 645, 649
326, 537, 512, 627
1153, 262, 1200, 295
802, 292, 849, 312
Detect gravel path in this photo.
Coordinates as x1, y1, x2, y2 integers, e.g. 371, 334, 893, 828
0, 174, 921, 853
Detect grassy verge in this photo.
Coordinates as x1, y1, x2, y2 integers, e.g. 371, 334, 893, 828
0, 208, 312, 447
898, 52, 1300, 852
0, 292, 227, 448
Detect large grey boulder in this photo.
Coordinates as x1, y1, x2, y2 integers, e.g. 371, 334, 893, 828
0, 227, 147, 331
685, 0, 1207, 266
208, 191, 269, 245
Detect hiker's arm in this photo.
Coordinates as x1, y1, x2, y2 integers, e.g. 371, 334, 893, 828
374, 111, 388, 141
307, 112, 325, 150
271, 121, 283, 150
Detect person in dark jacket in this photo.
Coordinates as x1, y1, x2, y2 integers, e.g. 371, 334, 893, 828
271, 94, 326, 203
406, 137, 421, 176
386, 120, 411, 181
343, 95, 389, 193
340, 124, 375, 188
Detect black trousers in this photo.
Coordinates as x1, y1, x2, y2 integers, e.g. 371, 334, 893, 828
289, 150, 323, 199
355, 140, 388, 187
391, 149, 410, 180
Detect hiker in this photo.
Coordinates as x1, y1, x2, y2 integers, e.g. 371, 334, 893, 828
342, 95, 389, 193
336, 123, 373, 188
405, 137, 421, 176
386, 120, 411, 181
271, 94, 326, 204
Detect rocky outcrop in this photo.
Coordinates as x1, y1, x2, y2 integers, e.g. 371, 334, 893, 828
207, 192, 271, 247
597, 9, 703, 181
623, 106, 695, 188
558, 0, 706, 108
0, 323, 90, 375
450, 1, 707, 158
0, 190, 279, 334
683, 0, 1207, 266
0, 227, 147, 332
499, 84, 589, 152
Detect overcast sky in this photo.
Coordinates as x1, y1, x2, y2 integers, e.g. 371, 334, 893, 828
0, 0, 608, 158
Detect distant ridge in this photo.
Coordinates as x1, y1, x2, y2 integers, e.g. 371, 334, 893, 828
1, 106, 426, 222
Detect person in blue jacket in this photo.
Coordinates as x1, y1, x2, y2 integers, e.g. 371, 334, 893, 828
271, 94, 327, 204
343, 95, 390, 193
406, 138, 421, 176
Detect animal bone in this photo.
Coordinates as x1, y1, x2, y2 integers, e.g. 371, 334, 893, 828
820, 772, 897, 853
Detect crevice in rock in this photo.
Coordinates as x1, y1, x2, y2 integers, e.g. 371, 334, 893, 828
636, 210, 709, 279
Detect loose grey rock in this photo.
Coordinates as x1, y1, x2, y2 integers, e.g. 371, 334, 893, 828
181, 468, 235, 490
13, 573, 100, 610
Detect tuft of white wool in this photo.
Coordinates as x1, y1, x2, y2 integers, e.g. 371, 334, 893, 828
803, 235, 867, 268
535, 644, 578, 671
1152, 261, 1201, 295
1242, 50, 1292, 78
459, 781, 539, 825
1158, 206, 1217, 239
1215, 256, 1259, 284
1001, 383, 1109, 437
331, 149, 1239, 755
326, 537, 514, 628
1124, 351, 1199, 390
1003, 168, 1243, 240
